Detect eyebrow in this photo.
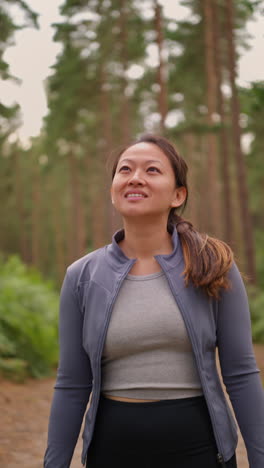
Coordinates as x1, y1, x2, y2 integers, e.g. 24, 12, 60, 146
118, 158, 163, 166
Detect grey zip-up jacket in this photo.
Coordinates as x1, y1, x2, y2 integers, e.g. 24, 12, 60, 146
44, 226, 264, 468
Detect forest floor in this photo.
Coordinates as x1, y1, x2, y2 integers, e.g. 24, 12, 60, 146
0, 345, 263, 468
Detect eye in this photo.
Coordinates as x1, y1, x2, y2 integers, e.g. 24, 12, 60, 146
147, 166, 160, 173
119, 165, 130, 172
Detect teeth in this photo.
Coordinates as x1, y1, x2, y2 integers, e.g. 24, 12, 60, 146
127, 193, 145, 198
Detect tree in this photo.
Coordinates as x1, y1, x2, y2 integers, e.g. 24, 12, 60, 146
211, 0, 234, 245
0, 2, 38, 144
240, 81, 264, 286
154, 0, 168, 130
224, 0, 256, 282
202, 0, 222, 237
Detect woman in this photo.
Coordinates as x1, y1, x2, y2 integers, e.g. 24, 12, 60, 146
44, 134, 264, 468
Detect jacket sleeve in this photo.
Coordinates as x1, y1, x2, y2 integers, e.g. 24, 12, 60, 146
44, 270, 93, 468
217, 261, 264, 468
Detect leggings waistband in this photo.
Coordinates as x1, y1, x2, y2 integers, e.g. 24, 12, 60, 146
100, 393, 206, 408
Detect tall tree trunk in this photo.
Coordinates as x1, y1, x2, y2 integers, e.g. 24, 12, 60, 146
31, 161, 41, 267
212, 0, 234, 246
68, 150, 86, 262
51, 182, 66, 284
119, 0, 130, 144
84, 150, 93, 250
183, 133, 200, 229
13, 150, 28, 262
224, 0, 256, 283
203, 0, 222, 238
199, 133, 211, 233
92, 64, 115, 248
90, 2, 113, 248
154, 0, 168, 131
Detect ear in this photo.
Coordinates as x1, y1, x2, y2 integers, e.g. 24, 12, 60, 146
171, 186, 187, 208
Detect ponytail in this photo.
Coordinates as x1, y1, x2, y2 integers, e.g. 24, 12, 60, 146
170, 214, 234, 300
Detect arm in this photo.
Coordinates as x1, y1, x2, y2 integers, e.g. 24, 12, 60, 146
44, 270, 93, 468
217, 262, 264, 468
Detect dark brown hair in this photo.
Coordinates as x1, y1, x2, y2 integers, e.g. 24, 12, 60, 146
110, 134, 234, 299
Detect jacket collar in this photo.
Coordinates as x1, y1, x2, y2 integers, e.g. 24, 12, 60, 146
106, 224, 183, 272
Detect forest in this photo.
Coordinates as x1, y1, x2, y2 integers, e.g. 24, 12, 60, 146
0, 0, 264, 379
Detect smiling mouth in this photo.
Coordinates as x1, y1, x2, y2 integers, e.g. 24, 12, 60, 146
125, 195, 146, 199
125, 193, 147, 198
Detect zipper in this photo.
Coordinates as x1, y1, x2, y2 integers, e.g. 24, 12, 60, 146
155, 257, 225, 459
84, 261, 136, 461
217, 452, 226, 466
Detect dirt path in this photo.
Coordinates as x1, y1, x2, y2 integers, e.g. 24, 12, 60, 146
0, 345, 263, 468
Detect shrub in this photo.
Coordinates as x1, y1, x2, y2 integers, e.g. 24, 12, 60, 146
247, 285, 264, 343
0, 255, 59, 380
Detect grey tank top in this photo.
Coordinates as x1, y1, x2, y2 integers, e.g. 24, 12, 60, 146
101, 270, 203, 399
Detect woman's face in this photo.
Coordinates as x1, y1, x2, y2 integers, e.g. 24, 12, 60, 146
110, 142, 186, 221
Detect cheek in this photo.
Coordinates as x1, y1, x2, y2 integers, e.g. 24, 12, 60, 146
157, 180, 175, 194
111, 178, 122, 197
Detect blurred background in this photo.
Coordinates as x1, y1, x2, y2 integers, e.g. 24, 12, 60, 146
0, 0, 264, 390
0, 1, 264, 466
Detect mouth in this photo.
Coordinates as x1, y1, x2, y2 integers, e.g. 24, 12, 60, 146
125, 192, 148, 199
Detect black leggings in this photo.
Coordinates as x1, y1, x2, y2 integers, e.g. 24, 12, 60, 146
86, 394, 237, 468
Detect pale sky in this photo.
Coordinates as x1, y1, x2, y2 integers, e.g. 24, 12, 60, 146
1, 0, 263, 146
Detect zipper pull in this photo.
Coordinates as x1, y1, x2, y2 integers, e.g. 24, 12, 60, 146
216, 453, 226, 467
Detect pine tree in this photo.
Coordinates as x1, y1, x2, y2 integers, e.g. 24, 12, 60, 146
224, 0, 256, 282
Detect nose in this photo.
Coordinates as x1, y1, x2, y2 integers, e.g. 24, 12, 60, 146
128, 168, 145, 185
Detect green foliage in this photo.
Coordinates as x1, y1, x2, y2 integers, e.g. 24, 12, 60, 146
248, 286, 264, 343
240, 82, 264, 287
0, 357, 28, 382
255, 231, 264, 289
0, 255, 59, 380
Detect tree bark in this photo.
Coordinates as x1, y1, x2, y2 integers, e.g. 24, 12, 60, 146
212, 0, 234, 247
203, 0, 222, 238
31, 161, 41, 267
183, 133, 200, 229
119, 0, 130, 144
51, 182, 66, 284
92, 64, 115, 248
225, 0, 256, 283
68, 150, 86, 261
154, 0, 168, 131
14, 150, 28, 262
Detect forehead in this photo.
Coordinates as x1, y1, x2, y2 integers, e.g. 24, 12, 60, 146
118, 142, 169, 164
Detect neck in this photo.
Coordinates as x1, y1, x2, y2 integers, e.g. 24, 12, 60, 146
119, 218, 173, 260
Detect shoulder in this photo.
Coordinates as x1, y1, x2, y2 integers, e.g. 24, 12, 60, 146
225, 260, 247, 292
65, 245, 107, 289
